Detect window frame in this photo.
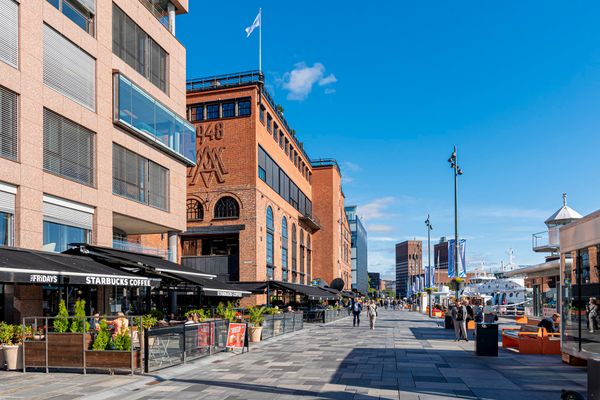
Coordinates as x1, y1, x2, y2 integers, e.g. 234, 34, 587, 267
213, 196, 240, 220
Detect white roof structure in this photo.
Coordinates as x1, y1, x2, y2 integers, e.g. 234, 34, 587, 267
544, 193, 582, 226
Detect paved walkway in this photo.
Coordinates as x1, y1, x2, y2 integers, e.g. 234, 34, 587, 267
0, 310, 588, 399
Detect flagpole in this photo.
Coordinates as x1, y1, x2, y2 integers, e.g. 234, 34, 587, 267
259, 8, 262, 73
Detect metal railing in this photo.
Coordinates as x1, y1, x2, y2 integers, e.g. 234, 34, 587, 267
303, 308, 350, 324
532, 229, 559, 251
138, 0, 169, 30
112, 239, 170, 259
260, 312, 304, 340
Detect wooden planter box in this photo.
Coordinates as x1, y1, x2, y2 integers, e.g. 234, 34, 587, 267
48, 333, 92, 367
85, 350, 141, 369
24, 341, 46, 367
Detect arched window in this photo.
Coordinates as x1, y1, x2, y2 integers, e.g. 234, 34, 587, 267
266, 206, 274, 279
291, 224, 297, 282
186, 199, 203, 221
281, 217, 288, 282
214, 196, 239, 219
299, 230, 305, 285
306, 235, 312, 283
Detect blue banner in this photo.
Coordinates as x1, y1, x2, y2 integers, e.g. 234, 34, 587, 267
447, 239, 466, 278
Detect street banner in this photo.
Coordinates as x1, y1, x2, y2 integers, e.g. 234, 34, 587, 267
447, 239, 467, 278
197, 322, 214, 347
226, 323, 246, 349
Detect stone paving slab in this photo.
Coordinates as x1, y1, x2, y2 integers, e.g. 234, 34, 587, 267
0, 310, 589, 399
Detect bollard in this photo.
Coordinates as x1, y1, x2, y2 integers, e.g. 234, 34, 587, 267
590, 359, 600, 400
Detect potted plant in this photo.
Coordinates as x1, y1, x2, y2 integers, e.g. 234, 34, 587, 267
139, 314, 158, 347
216, 302, 237, 322
33, 327, 45, 341
449, 278, 465, 291
247, 306, 266, 342
70, 299, 89, 333
46, 299, 92, 368
0, 322, 11, 369
1, 324, 23, 370
53, 299, 69, 333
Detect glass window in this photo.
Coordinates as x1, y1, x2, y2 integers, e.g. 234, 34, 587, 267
0, 86, 18, 161
0, 0, 19, 68
43, 109, 94, 186
52, 0, 94, 35
291, 224, 297, 280
115, 73, 196, 164
259, 106, 265, 123
267, 114, 272, 132
148, 161, 168, 210
112, 4, 167, 92
258, 166, 266, 181
187, 199, 203, 221
266, 206, 274, 278
222, 102, 235, 118
273, 123, 278, 141
214, 196, 239, 219
189, 105, 204, 122
43, 220, 90, 253
207, 104, 219, 120
238, 100, 251, 116
0, 211, 13, 246
282, 217, 288, 282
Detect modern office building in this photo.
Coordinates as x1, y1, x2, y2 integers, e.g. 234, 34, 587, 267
0, 0, 195, 321
312, 160, 352, 290
395, 240, 423, 298
368, 272, 381, 296
345, 205, 368, 294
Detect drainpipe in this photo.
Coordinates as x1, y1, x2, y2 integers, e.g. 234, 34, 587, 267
167, 2, 176, 35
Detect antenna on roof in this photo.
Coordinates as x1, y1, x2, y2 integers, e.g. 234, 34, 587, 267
563, 192, 567, 207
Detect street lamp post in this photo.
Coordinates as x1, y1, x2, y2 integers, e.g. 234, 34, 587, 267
425, 214, 433, 317
448, 146, 463, 296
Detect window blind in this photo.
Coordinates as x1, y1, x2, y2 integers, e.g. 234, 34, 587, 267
43, 109, 94, 186
43, 24, 96, 110
0, 182, 15, 214
43, 195, 93, 230
0, 0, 18, 68
148, 161, 168, 210
0, 85, 17, 160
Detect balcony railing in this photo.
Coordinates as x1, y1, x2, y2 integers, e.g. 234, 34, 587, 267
112, 239, 170, 259
138, 0, 169, 31
300, 212, 321, 231
311, 158, 340, 172
532, 229, 559, 252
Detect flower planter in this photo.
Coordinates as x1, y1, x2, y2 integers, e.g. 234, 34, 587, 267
47, 333, 92, 367
85, 350, 141, 369
3, 345, 22, 370
24, 341, 46, 367
248, 326, 262, 342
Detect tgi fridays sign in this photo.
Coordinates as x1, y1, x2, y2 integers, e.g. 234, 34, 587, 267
26, 273, 155, 287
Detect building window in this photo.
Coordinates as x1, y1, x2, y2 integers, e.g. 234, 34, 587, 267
291, 224, 297, 281
112, 144, 169, 210
0, 86, 18, 161
306, 235, 312, 282
186, 199, 203, 221
206, 104, 219, 120
266, 206, 274, 279
48, 0, 94, 35
273, 123, 278, 141
259, 105, 265, 123
267, 114, 272, 132
300, 230, 305, 285
189, 105, 204, 122
214, 196, 239, 219
0, 211, 12, 246
112, 4, 168, 92
282, 217, 288, 282
0, 0, 18, 68
43, 109, 94, 186
238, 100, 251, 116
222, 102, 235, 118
43, 221, 90, 253
114, 73, 196, 164
43, 24, 96, 110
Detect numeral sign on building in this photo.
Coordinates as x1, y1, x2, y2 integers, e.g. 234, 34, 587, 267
188, 122, 228, 187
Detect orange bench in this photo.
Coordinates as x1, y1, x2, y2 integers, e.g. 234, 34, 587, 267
501, 325, 560, 355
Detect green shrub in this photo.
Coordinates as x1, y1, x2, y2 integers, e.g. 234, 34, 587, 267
139, 314, 158, 330
70, 299, 90, 333
92, 319, 110, 351
0, 322, 14, 345
216, 302, 236, 322
246, 306, 266, 327
184, 309, 208, 322
148, 309, 164, 321
53, 300, 69, 333
113, 331, 131, 351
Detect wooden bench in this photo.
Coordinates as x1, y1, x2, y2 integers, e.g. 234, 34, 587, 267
501, 325, 560, 355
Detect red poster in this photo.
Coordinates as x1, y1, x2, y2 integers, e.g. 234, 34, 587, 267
226, 323, 246, 349
197, 322, 213, 347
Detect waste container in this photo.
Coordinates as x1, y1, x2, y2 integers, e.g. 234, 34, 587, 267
444, 314, 454, 329
590, 358, 600, 400
475, 323, 498, 356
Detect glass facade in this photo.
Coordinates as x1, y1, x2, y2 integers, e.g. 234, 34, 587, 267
48, 0, 95, 35
43, 220, 89, 253
0, 211, 12, 246
115, 73, 196, 165
282, 217, 288, 282
266, 206, 274, 279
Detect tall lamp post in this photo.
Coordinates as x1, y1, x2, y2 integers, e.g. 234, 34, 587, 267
425, 214, 433, 317
448, 146, 463, 298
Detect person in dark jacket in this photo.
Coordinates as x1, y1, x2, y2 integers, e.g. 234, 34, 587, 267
538, 313, 560, 333
351, 299, 363, 327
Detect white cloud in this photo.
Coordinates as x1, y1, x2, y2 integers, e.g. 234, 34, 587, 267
281, 62, 337, 101
324, 88, 336, 95
342, 176, 354, 184
467, 207, 550, 220
341, 161, 361, 172
366, 224, 395, 233
357, 196, 395, 222
368, 236, 399, 242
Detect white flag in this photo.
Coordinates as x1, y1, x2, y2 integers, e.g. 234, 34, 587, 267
245, 11, 261, 37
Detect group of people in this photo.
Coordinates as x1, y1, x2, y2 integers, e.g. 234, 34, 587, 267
449, 299, 498, 341
90, 311, 129, 337
350, 299, 379, 330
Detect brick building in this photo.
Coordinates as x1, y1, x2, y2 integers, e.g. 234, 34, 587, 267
434, 238, 449, 271
396, 240, 423, 298
180, 72, 350, 300
311, 160, 352, 290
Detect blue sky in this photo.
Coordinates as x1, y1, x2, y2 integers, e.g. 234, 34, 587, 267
179, 1, 600, 280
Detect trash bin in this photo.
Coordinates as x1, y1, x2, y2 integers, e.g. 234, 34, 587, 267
444, 314, 454, 329
475, 323, 498, 356
590, 358, 600, 400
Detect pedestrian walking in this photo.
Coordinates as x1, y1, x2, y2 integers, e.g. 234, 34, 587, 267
451, 301, 468, 341
586, 298, 598, 333
351, 299, 362, 327
367, 300, 378, 330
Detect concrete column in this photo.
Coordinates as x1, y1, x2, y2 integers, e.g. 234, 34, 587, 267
168, 231, 178, 263
167, 3, 176, 35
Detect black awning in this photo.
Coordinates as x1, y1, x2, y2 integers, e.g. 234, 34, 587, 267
0, 246, 160, 287
179, 275, 251, 298
270, 281, 338, 300
66, 244, 216, 280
